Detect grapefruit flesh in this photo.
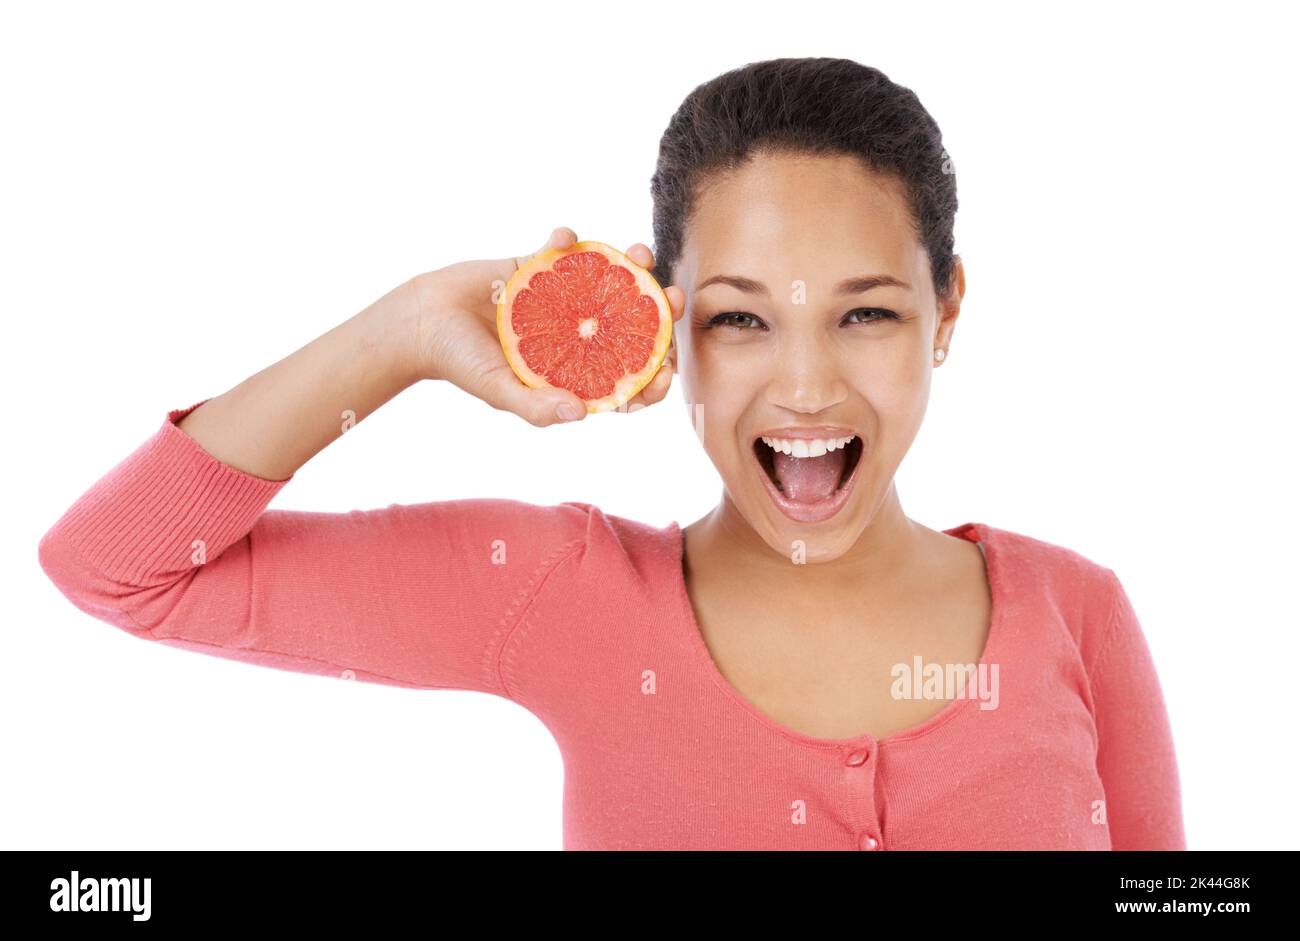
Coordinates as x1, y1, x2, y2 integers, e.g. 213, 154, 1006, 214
497, 240, 673, 413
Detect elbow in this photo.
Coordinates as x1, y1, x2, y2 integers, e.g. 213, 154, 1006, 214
37, 524, 162, 636
37, 524, 78, 594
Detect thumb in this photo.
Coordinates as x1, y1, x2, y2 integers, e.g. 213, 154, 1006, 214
480, 364, 588, 427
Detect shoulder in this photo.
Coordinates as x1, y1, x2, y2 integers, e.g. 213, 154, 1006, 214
978, 522, 1120, 585
551, 501, 681, 587
975, 522, 1128, 673
382, 497, 675, 582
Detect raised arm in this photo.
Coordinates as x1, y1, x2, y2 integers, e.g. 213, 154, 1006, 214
37, 228, 681, 696
1089, 569, 1187, 850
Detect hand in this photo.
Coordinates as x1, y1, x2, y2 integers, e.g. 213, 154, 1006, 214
408, 227, 686, 427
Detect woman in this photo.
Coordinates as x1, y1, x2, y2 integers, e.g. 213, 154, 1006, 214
37, 57, 1185, 850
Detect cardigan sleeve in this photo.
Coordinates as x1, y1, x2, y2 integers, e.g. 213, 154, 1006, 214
36, 400, 591, 699
1089, 569, 1187, 850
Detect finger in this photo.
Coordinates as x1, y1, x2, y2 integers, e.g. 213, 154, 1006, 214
620, 359, 674, 412
624, 242, 653, 271
664, 284, 686, 323
644, 358, 674, 403
514, 226, 577, 271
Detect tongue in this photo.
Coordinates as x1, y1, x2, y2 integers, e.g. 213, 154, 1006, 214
772, 449, 847, 503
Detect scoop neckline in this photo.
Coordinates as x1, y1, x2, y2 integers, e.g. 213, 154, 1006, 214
668, 520, 1004, 752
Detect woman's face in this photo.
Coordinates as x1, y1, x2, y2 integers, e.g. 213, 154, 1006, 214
672, 150, 964, 563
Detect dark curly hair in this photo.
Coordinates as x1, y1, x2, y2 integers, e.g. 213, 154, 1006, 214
649, 57, 958, 300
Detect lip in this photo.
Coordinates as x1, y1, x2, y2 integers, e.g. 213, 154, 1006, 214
755, 425, 859, 441
751, 429, 866, 524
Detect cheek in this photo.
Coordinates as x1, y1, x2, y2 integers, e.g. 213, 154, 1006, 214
676, 360, 752, 466
680, 340, 764, 407
851, 346, 932, 424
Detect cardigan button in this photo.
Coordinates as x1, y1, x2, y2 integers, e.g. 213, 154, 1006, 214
859, 834, 880, 850
844, 748, 869, 766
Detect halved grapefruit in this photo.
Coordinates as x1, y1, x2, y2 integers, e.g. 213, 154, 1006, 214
497, 240, 673, 413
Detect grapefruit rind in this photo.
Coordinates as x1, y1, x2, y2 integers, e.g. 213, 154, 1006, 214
496, 240, 673, 413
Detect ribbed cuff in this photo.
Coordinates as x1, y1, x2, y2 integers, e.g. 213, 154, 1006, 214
44, 400, 294, 585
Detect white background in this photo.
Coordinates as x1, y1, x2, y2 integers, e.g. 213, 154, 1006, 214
3, 0, 1296, 850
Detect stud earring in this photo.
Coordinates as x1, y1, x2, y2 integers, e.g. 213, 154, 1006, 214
934, 348, 947, 362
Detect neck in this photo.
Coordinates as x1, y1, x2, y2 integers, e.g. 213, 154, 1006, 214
684, 479, 928, 590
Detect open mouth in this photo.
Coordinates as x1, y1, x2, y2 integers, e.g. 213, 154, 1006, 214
752, 433, 865, 522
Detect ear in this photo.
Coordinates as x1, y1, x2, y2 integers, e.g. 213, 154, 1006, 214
934, 254, 966, 342
944, 254, 966, 310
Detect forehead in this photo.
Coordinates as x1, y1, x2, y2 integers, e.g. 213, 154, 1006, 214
682, 150, 923, 289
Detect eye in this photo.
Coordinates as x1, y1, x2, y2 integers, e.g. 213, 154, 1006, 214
708, 312, 767, 330
704, 309, 901, 330
843, 308, 901, 325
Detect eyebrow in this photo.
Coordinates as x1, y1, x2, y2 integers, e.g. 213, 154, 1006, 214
694, 273, 911, 295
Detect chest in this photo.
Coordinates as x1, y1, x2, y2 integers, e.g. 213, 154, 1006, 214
685, 553, 993, 742
538, 529, 1110, 849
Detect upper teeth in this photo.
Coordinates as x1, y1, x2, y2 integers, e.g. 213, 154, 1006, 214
760, 435, 856, 458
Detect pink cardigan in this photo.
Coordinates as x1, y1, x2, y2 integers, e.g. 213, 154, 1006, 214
38, 400, 1186, 850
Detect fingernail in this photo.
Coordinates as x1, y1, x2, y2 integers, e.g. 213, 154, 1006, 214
556, 402, 582, 421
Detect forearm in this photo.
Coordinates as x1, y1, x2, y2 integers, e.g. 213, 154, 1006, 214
177, 277, 426, 480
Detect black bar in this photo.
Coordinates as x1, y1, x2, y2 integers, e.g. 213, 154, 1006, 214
2, 849, 1287, 927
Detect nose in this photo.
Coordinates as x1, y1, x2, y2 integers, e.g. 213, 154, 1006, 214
763, 333, 850, 414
